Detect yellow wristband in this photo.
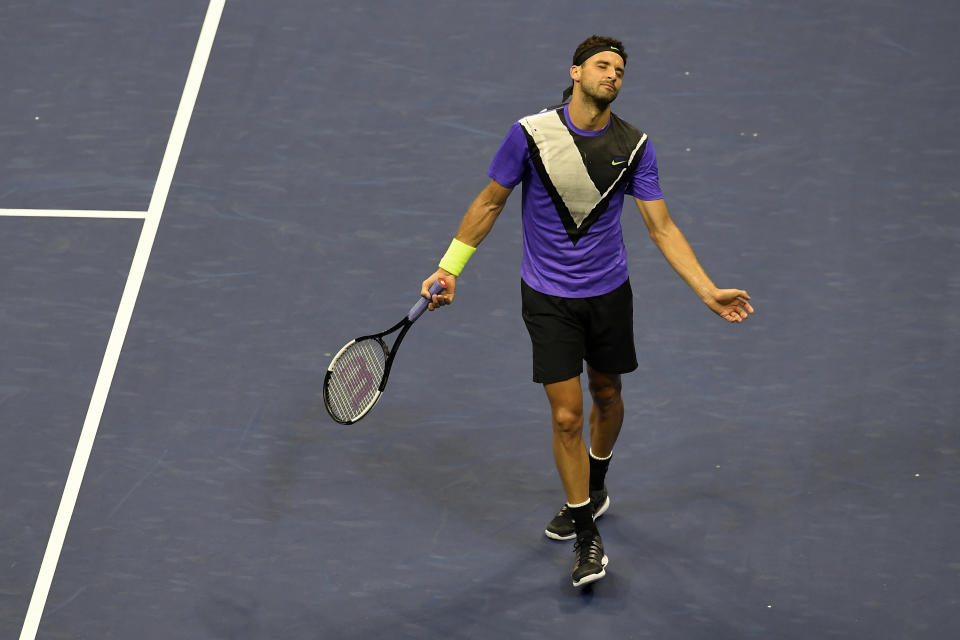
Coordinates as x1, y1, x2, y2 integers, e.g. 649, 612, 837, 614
438, 238, 476, 276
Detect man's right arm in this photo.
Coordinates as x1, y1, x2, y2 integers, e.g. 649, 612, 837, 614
421, 179, 513, 309
453, 179, 514, 246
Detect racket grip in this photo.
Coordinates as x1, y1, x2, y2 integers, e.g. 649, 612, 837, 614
408, 278, 447, 321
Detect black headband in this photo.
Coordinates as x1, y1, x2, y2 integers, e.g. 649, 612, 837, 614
573, 44, 625, 67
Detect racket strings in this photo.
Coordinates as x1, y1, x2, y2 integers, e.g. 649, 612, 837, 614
326, 339, 387, 422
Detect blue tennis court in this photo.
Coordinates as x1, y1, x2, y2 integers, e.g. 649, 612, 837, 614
2, 1, 958, 637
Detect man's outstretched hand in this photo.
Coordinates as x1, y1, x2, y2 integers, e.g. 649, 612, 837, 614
707, 289, 754, 323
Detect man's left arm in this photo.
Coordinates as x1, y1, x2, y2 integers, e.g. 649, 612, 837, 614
634, 197, 753, 323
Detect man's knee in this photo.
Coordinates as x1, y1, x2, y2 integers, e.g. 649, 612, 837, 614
588, 374, 622, 409
552, 405, 584, 435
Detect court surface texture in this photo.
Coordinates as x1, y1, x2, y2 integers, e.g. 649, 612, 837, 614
1, 1, 958, 638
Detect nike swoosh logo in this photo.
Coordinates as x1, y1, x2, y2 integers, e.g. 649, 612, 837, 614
611, 159, 626, 166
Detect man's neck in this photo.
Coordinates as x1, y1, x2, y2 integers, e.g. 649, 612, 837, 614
566, 94, 611, 131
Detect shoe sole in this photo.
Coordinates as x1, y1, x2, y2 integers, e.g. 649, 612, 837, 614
545, 530, 576, 541
572, 554, 609, 587
544, 495, 611, 541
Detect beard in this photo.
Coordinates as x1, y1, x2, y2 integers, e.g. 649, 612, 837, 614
580, 80, 619, 108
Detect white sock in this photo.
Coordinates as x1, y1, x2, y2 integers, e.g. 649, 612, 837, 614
589, 448, 612, 461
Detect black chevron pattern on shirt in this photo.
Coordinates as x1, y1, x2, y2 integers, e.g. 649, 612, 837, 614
520, 108, 647, 245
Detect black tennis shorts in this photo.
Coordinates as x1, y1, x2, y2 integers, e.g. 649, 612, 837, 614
520, 278, 638, 384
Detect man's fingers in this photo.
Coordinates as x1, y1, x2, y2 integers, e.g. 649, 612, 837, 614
721, 302, 751, 322
429, 292, 453, 310
421, 279, 436, 300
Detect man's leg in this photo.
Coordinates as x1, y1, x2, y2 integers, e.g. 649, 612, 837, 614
543, 376, 588, 505
544, 375, 608, 587
544, 368, 623, 499
586, 364, 624, 458
584, 365, 623, 519
543, 367, 622, 539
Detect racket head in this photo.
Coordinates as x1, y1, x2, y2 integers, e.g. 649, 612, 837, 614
323, 336, 389, 424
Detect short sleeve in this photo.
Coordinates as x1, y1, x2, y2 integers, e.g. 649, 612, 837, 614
628, 138, 664, 200
487, 122, 529, 188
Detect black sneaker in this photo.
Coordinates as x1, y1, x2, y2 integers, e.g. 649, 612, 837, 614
544, 487, 611, 541
572, 531, 608, 587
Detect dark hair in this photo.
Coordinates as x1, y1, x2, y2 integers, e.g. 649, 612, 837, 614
561, 35, 627, 103
572, 35, 627, 66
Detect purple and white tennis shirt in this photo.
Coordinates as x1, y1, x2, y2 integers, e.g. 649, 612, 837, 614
488, 103, 663, 298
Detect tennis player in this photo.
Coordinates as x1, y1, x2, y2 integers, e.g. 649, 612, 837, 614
420, 35, 753, 587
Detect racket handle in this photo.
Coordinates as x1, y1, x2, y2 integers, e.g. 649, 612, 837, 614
408, 278, 447, 322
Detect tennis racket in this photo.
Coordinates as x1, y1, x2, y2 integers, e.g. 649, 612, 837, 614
323, 278, 446, 424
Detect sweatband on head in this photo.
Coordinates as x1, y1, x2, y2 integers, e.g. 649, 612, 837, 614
573, 44, 626, 67
438, 238, 476, 276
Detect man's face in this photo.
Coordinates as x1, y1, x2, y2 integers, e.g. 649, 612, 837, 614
572, 51, 625, 106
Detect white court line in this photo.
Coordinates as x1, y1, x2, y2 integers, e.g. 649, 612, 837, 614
0, 209, 146, 219
18, 1, 226, 638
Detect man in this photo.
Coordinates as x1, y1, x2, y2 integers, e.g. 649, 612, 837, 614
420, 35, 753, 587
